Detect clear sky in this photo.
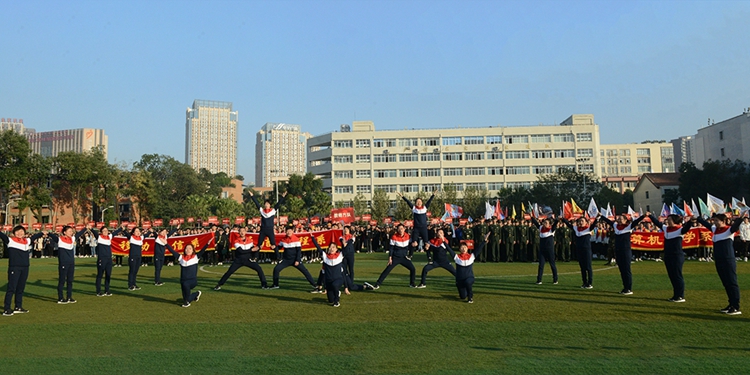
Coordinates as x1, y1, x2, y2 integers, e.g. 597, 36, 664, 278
3, 0, 749, 182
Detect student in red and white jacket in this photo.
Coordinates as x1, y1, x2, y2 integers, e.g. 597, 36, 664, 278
213, 226, 268, 291
271, 226, 316, 290
113, 223, 146, 291
445, 232, 490, 303
249, 190, 286, 260
647, 212, 693, 303
1, 226, 44, 316
530, 217, 558, 285
48, 224, 89, 304
696, 213, 744, 315
90, 225, 115, 296
372, 224, 416, 289
166, 240, 211, 307
416, 228, 456, 288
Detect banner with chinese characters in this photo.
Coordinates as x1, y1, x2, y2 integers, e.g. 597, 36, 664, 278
111, 232, 215, 256
330, 208, 355, 224
228, 229, 343, 253
630, 228, 714, 251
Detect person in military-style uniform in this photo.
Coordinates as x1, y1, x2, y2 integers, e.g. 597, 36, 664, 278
502, 220, 516, 262
528, 221, 540, 262
516, 220, 529, 262
488, 219, 502, 262
474, 219, 489, 262
554, 221, 565, 261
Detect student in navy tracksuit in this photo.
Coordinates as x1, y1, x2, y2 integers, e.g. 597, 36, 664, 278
531, 217, 558, 285
562, 216, 598, 289
152, 225, 178, 286
166, 241, 211, 307
373, 224, 416, 288
697, 213, 743, 315
249, 190, 286, 259
114, 223, 146, 291
339, 226, 356, 280
1, 226, 43, 316
648, 213, 693, 302
271, 227, 316, 289
90, 226, 114, 296
398, 190, 437, 256
213, 226, 268, 290
47, 225, 88, 304
312, 235, 347, 307
445, 232, 490, 303
416, 228, 456, 288
599, 214, 646, 295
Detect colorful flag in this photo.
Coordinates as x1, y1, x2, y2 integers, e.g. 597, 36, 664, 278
627, 206, 638, 220
732, 197, 749, 215
691, 199, 699, 218
683, 201, 693, 218
512, 205, 517, 219
698, 197, 709, 217
706, 193, 724, 214
494, 200, 504, 220
671, 202, 685, 217
587, 198, 598, 219
571, 199, 583, 216
660, 203, 670, 218
444, 203, 463, 219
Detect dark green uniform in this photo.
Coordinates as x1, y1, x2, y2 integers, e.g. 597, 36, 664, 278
529, 224, 540, 262
516, 224, 528, 262
489, 222, 501, 262
559, 225, 572, 261
502, 223, 516, 262
474, 222, 489, 262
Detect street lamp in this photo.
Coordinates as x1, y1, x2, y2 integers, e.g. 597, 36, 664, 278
101, 205, 115, 222
4, 195, 21, 226
270, 169, 285, 213
576, 158, 591, 193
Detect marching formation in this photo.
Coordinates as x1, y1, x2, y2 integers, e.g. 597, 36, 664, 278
1, 192, 747, 317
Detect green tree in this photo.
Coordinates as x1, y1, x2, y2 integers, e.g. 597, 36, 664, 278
199, 169, 234, 196
394, 195, 412, 221
132, 154, 207, 220
16, 154, 53, 222
352, 193, 368, 217
371, 189, 390, 221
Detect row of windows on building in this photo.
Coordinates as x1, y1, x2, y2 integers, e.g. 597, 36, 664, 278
332, 164, 595, 179
331, 133, 594, 149
328, 148, 595, 164
601, 147, 673, 157
333, 181, 532, 195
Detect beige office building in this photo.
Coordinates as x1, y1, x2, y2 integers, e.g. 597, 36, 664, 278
308, 114, 601, 203
185, 100, 238, 176
599, 141, 675, 193
255, 123, 311, 187
1, 118, 31, 134
25, 128, 108, 158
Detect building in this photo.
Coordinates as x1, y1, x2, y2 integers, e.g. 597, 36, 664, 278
255, 122, 311, 187
307, 114, 601, 204
671, 135, 695, 171
1, 118, 33, 134
693, 110, 750, 167
25, 128, 108, 158
220, 178, 245, 204
632, 172, 681, 213
599, 141, 674, 193
185, 100, 238, 176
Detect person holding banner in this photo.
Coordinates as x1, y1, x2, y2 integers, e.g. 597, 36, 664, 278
48, 224, 90, 304
416, 228, 456, 288
445, 232, 490, 303
372, 224, 417, 289
249, 190, 286, 260
213, 226, 268, 291
561, 216, 598, 289
696, 213, 743, 315
90, 225, 115, 296
152, 225, 179, 286
114, 223, 146, 291
397, 190, 437, 255
165, 241, 211, 307
647, 212, 693, 303
271, 226, 317, 290
1, 226, 44, 316
598, 214, 647, 295
530, 217, 558, 285
339, 226, 356, 280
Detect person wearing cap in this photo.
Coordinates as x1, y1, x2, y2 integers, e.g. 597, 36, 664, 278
1, 226, 44, 316
47, 224, 90, 303
371, 224, 416, 289
271, 226, 316, 289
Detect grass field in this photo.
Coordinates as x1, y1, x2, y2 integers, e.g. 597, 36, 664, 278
2, 252, 750, 374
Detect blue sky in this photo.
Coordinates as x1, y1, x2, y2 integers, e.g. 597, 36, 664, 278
2, 0, 749, 182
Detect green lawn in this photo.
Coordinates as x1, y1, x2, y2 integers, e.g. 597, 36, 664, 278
2, 253, 750, 374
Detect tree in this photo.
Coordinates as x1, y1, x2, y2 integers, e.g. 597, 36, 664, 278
16, 154, 53, 222
199, 169, 234, 196
394, 195, 412, 221
461, 186, 488, 219
53, 150, 103, 223
531, 169, 602, 211
352, 193, 368, 217
371, 189, 390, 221
132, 154, 207, 220
662, 188, 681, 206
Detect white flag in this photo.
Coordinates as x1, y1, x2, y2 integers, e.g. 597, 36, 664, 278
707, 193, 724, 214
484, 201, 494, 220
587, 198, 599, 219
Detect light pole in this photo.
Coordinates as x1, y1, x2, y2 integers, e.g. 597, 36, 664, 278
270, 169, 285, 214
4, 196, 21, 226
100, 205, 115, 222
576, 157, 591, 194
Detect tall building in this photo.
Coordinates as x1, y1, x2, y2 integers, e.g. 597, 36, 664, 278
255, 122, 311, 187
307, 114, 601, 204
693, 110, 750, 167
25, 128, 108, 158
1, 118, 32, 134
671, 135, 695, 171
185, 100, 238, 176
599, 141, 674, 193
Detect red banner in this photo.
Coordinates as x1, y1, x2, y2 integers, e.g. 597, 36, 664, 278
109, 220, 118, 228
142, 221, 151, 230
234, 216, 245, 225
222, 218, 230, 225
383, 217, 392, 225
154, 219, 163, 227
279, 216, 289, 225
369, 220, 378, 226
44, 223, 54, 230
228, 229, 343, 252
631, 228, 714, 251
187, 217, 194, 223
330, 208, 355, 224
3, 225, 12, 231
431, 218, 440, 225
208, 216, 218, 224
310, 217, 320, 225
405, 220, 414, 227
32, 223, 42, 230
111, 232, 215, 256
362, 214, 372, 222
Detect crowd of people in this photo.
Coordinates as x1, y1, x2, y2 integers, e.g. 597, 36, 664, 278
2, 200, 749, 316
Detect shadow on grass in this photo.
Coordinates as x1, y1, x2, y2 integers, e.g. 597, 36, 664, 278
682, 346, 750, 351
472, 346, 504, 351
211, 283, 323, 305
614, 308, 749, 322
27, 276, 183, 306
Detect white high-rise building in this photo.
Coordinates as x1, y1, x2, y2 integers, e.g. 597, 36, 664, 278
26, 128, 108, 158
255, 123, 311, 187
185, 100, 238, 176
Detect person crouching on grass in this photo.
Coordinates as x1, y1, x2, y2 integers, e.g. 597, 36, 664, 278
445, 232, 490, 303
165, 241, 211, 307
